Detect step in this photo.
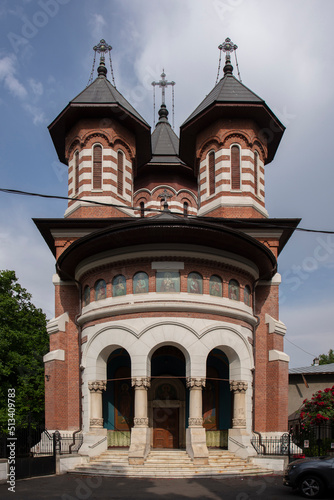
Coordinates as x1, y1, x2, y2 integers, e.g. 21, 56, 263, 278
69, 448, 273, 478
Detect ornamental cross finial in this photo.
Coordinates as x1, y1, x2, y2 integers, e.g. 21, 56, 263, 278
218, 37, 238, 59
158, 189, 173, 211
152, 69, 175, 106
94, 39, 112, 65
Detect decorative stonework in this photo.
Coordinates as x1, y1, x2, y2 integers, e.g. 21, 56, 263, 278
88, 380, 107, 393
90, 418, 103, 427
230, 381, 248, 393
188, 417, 204, 427
186, 377, 206, 389
232, 418, 246, 428
134, 417, 149, 427
132, 377, 151, 389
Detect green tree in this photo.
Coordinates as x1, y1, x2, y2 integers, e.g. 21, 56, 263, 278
319, 349, 334, 365
0, 270, 48, 433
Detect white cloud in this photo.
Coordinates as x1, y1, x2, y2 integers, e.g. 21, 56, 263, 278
89, 13, 107, 40
0, 55, 27, 98
23, 103, 46, 124
28, 78, 43, 97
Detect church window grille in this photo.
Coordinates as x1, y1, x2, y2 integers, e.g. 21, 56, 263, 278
117, 150, 124, 196
74, 150, 79, 195
254, 151, 259, 196
208, 151, 215, 195
231, 145, 241, 190
93, 144, 102, 189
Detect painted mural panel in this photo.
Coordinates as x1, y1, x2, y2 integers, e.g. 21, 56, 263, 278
187, 272, 202, 294
209, 275, 222, 296
95, 279, 107, 300
133, 272, 149, 294
228, 279, 239, 300
113, 275, 126, 296
83, 285, 90, 306
156, 271, 180, 293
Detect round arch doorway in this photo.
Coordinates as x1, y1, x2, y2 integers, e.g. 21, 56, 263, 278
148, 346, 187, 449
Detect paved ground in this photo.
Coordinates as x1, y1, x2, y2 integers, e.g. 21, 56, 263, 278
2, 472, 334, 500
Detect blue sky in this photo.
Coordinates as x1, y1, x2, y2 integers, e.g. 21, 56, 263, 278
0, 0, 333, 368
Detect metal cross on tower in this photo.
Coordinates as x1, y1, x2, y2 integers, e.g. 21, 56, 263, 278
216, 37, 242, 84
152, 70, 175, 128
87, 39, 116, 87
158, 189, 173, 211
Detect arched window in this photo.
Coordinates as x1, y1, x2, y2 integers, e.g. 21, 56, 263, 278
83, 285, 90, 306
228, 279, 239, 300
187, 272, 203, 294
254, 151, 259, 196
183, 201, 189, 217
117, 150, 124, 196
140, 201, 145, 218
133, 272, 148, 294
113, 275, 126, 297
244, 285, 251, 306
209, 275, 222, 297
93, 144, 102, 189
231, 145, 241, 190
74, 150, 79, 195
208, 151, 215, 195
95, 279, 107, 300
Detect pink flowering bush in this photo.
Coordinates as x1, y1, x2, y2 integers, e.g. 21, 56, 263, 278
300, 386, 334, 428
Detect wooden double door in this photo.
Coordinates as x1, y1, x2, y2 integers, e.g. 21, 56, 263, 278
153, 407, 179, 448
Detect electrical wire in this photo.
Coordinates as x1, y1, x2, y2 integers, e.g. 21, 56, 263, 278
1, 187, 334, 234
284, 337, 318, 358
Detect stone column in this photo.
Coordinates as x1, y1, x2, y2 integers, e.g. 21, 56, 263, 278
228, 380, 255, 460
88, 380, 106, 428
129, 377, 151, 464
186, 377, 208, 465
230, 380, 248, 429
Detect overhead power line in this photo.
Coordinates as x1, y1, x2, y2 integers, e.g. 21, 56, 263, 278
1, 187, 334, 234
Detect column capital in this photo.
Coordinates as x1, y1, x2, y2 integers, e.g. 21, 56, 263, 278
188, 417, 204, 427
132, 377, 151, 389
230, 380, 248, 393
88, 380, 107, 393
186, 377, 206, 389
134, 417, 149, 427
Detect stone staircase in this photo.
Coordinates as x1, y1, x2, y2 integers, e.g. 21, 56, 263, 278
70, 449, 272, 478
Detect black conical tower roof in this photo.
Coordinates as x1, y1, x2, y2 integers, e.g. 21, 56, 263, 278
149, 104, 184, 164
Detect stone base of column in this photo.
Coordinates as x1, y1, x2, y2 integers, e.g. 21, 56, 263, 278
228, 428, 256, 460
79, 428, 107, 458
186, 427, 209, 465
128, 427, 150, 465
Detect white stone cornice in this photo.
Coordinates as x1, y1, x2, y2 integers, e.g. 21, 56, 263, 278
52, 274, 76, 286
265, 313, 287, 336
268, 349, 290, 363
77, 293, 257, 327
47, 312, 69, 335
258, 273, 282, 286
43, 349, 65, 363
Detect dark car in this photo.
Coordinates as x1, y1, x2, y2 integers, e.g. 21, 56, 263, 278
283, 455, 334, 498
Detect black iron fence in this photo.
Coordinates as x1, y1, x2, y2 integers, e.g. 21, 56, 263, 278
251, 423, 334, 461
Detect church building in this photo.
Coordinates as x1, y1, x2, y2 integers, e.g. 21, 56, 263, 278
35, 39, 299, 466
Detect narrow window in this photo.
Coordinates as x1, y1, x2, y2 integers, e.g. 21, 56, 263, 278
74, 150, 79, 195
117, 150, 124, 196
231, 145, 241, 190
183, 201, 189, 217
140, 201, 145, 218
208, 151, 215, 195
93, 144, 102, 189
254, 151, 259, 196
